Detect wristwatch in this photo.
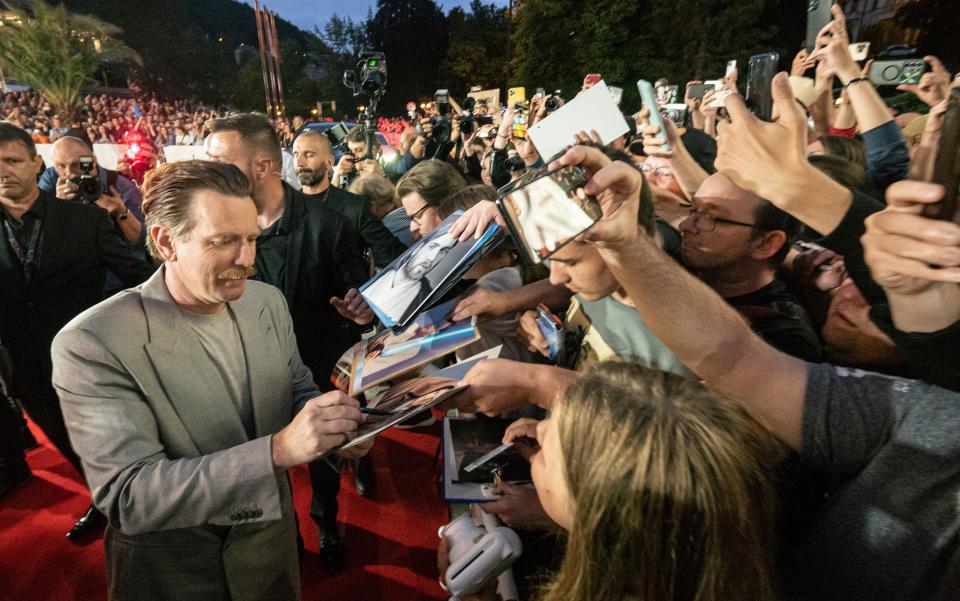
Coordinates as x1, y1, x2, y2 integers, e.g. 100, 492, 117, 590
117, 209, 130, 221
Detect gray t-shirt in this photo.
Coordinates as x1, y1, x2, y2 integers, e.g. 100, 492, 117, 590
179, 307, 254, 438
790, 363, 960, 600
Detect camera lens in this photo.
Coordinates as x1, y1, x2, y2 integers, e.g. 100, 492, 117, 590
882, 65, 902, 83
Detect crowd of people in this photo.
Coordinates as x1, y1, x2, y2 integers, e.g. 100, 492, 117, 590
1, 3, 958, 600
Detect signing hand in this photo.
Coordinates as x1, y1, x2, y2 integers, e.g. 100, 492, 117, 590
330, 288, 374, 325
271, 391, 362, 469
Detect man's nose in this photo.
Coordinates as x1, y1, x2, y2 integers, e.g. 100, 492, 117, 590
237, 240, 256, 266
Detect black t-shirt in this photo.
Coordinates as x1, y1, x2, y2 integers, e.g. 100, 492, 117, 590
726, 278, 824, 363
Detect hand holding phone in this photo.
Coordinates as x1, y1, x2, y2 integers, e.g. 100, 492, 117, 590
923, 86, 960, 222
637, 79, 670, 151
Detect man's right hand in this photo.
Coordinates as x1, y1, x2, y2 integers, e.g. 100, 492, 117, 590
271, 391, 362, 469
56, 175, 78, 201
517, 310, 550, 357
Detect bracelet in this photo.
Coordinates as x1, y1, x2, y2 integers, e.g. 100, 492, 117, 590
843, 76, 869, 89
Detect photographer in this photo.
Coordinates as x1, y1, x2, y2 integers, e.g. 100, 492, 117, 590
39, 136, 144, 247
331, 126, 385, 189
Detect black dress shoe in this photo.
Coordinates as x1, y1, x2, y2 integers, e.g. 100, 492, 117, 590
317, 527, 345, 572
66, 504, 106, 542
353, 455, 376, 498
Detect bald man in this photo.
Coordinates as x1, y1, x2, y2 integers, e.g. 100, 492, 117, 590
293, 130, 404, 268
39, 136, 144, 246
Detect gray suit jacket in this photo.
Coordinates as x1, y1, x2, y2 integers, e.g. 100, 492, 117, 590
52, 268, 318, 601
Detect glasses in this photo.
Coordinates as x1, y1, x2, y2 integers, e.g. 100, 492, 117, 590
639, 163, 673, 178
686, 201, 758, 233
409, 203, 432, 225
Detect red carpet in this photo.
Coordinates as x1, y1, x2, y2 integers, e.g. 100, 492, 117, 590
0, 419, 450, 601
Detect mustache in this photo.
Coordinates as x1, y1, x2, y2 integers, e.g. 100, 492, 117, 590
217, 266, 256, 280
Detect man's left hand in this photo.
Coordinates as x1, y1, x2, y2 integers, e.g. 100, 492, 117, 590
331, 288, 374, 325
96, 185, 126, 218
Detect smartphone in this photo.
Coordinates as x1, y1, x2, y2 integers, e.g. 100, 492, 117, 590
535, 87, 546, 97
508, 86, 526, 104
687, 83, 712, 99
637, 79, 670, 151
435, 89, 449, 104
535, 304, 563, 361
512, 107, 529, 139
726, 60, 737, 78
608, 85, 624, 105
925, 86, 960, 222
583, 73, 602, 88
869, 59, 926, 86
655, 84, 679, 105
496, 164, 602, 264
746, 52, 780, 122
806, 0, 836, 50
710, 90, 733, 109
848, 42, 871, 62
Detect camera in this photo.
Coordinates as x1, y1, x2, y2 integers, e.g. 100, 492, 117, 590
438, 512, 521, 599
70, 156, 102, 203
659, 103, 688, 128
459, 97, 494, 135
343, 51, 387, 102
869, 58, 925, 86
544, 90, 563, 112
504, 155, 526, 172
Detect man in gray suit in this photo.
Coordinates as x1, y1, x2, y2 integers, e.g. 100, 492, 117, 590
51, 160, 367, 601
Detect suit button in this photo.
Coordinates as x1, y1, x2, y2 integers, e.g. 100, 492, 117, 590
230, 513, 240, 521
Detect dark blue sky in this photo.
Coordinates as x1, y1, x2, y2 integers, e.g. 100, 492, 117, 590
241, 1, 509, 34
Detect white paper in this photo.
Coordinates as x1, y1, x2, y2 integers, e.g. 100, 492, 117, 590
527, 80, 629, 162
421, 345, 503, 380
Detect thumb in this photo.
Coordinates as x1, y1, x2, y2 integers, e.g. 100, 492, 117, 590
771, 72, 805, 129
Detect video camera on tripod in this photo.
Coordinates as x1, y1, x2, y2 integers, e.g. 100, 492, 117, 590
341, 50, 387, 177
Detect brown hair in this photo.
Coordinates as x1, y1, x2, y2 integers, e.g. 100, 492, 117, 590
395, 159, 466, 207
208, 113, 282, 169
348, 173, 396, 209
541, 362, 783, 601
141, 160, 252, 260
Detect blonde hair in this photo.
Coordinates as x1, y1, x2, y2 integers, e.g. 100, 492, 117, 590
542, 362, 783, 601
141, 160, 252, 260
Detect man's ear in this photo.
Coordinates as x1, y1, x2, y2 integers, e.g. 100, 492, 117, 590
751, 230, 787, 262
33, 154, 43, 176
152, 225, 177, 262
250, 151, 273, 182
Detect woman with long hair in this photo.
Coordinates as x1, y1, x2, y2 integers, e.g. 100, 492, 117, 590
532, 362, 783, 601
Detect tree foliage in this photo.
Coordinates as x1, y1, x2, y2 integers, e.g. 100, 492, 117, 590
510, 0, 804, 109
0, 0, 141, 121
366, 0, 450, 114
440, 1, 509, 94
896, 0, 960, 73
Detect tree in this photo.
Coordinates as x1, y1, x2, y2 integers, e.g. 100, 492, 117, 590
439, 1, 509, 96
0, 0, 141, 122
366, 0, 450, 114
896, 0, 960, 73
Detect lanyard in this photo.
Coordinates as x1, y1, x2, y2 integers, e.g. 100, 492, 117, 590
2, 215, 42, 282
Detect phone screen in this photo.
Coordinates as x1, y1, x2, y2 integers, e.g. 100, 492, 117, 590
746, 52, 780, 122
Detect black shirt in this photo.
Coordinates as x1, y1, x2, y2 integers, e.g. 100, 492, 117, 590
254, 211, 291, 292
726, 278, 824, 363
0, 193, 46, 282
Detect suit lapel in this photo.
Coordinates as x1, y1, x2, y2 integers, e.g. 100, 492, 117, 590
282, 186, 304, 303
229, 293, 288, 437
140, 269, 250, 455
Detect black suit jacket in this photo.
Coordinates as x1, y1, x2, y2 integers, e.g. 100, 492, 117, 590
258, 185, 369, 389
312, 185, 405, 268
0, 190, 155, 378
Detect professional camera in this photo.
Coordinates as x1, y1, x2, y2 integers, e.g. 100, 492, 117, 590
343, 51, 387, 102
439, 511, 521, 600
459, 97, 495, 136
659, 103, 688, 128
504, 155, 526, 172
544, 90, 563, 112
70, 156, 102, 203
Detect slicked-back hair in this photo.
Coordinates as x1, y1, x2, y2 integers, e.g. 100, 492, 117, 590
208, 113, 282, 170
0, 122, 37, 157
141, 160, 252, 260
